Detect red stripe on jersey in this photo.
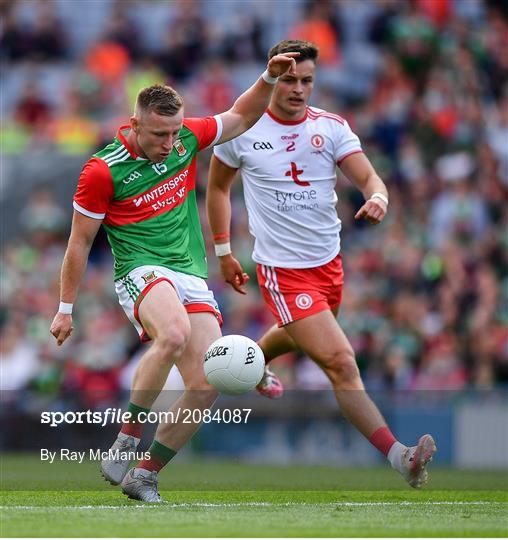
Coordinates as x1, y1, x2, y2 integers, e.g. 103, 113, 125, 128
308, 113, 344, 125
116, 125, 139, 158
187, 157, 197, 191
307, 107, 345, 121
307, 109, 345, 123
267, 108, 308, 125
307, 109, 345, 125
337, 150, 364, 166
103, 159, 196, 226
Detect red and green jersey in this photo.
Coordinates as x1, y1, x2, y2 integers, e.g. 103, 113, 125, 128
73, 116, 222, 280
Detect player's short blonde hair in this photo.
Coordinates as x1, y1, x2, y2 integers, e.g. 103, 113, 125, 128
135, 84, 184, 117
268, 40, 319, 63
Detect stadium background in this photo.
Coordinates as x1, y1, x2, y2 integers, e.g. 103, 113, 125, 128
1, 0, 507, 471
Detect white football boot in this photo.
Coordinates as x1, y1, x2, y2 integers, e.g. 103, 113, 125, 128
121, 468, 163, 503
101, 433, 139, 485
400, 434, 437, 488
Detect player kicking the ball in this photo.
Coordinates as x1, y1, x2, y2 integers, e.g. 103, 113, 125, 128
49, 51, 299, 503
207, 40, 436, 488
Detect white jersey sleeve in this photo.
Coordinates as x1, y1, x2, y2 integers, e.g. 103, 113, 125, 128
333, 119, 363, 165
214, 139, 241, 169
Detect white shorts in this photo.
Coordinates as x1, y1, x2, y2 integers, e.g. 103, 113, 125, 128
115, 265, 222, 342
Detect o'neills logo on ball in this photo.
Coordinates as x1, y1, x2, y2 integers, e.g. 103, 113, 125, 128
173, 139, 187, 156
204, 346, 229, 361
295, 293, 313, 310
311, 134, 324, 148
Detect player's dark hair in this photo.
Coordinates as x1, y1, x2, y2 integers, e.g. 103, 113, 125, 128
135, 84, 184, 117
268, 39, 319, 63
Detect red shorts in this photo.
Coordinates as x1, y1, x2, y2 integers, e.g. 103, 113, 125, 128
257, 255, 344, 327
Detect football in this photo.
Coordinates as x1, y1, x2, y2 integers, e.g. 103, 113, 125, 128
203, 335, 265, 394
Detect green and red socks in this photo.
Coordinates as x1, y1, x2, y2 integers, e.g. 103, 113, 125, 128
120, 402, 150, 439
119, 402, 177, 473
138, 440, 177, 473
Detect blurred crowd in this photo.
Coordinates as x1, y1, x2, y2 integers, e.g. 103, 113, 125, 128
1, 0, 507, 409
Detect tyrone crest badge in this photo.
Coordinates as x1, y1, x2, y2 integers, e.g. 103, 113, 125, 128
311, 134, 324, 148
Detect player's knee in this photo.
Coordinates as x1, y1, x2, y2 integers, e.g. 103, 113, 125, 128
184, 368, 218, 395
154, 322, 190, 358
322, 348, 360, 387
185, 383, 218, 405
185, 376, 219, 410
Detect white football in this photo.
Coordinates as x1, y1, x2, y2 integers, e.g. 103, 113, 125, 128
204, 335, 265, 395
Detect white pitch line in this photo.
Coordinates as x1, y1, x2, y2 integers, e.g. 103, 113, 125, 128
0, 501, 504, 510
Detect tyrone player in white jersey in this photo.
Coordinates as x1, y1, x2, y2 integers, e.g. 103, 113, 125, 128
207, 39, 436, 488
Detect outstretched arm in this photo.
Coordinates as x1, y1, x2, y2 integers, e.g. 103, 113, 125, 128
216, 52, 299, 144
206, 155, 249, 294
50, 211, 102, 345
340, 153, 389, 225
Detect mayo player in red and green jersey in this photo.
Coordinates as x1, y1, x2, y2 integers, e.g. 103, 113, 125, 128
50, 52, 299, 503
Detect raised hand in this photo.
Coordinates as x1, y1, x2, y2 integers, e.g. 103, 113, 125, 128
266, 52, 300, 78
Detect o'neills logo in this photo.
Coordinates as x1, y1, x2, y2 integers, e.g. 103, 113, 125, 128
173, 139, 187, 156
281, 133, 299, 141
204, 346, 229, 361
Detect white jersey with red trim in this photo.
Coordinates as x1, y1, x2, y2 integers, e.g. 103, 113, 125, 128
213, 106, 362, 268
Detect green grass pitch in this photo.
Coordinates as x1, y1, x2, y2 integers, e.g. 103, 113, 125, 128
1, 455, 507, 537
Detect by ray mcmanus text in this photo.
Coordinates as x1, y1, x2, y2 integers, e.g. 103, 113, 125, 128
40, 448, 150, 464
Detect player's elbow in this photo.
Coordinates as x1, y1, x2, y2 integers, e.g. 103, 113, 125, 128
66, 234, 93, 259
241, 112, 261, 131
208, 179, 231, 199
228, 108, 257, 136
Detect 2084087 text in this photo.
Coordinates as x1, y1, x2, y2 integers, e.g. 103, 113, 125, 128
181, 408, 252, 424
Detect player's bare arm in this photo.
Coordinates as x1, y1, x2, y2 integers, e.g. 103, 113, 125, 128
50, 211, 102, 345
207, 156, 249, 294
217, 52, 300, 143
339, 153, 389, 225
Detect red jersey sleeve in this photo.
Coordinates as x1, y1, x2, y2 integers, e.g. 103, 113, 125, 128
73, 157, 114, 219
183, 116, 223, 151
